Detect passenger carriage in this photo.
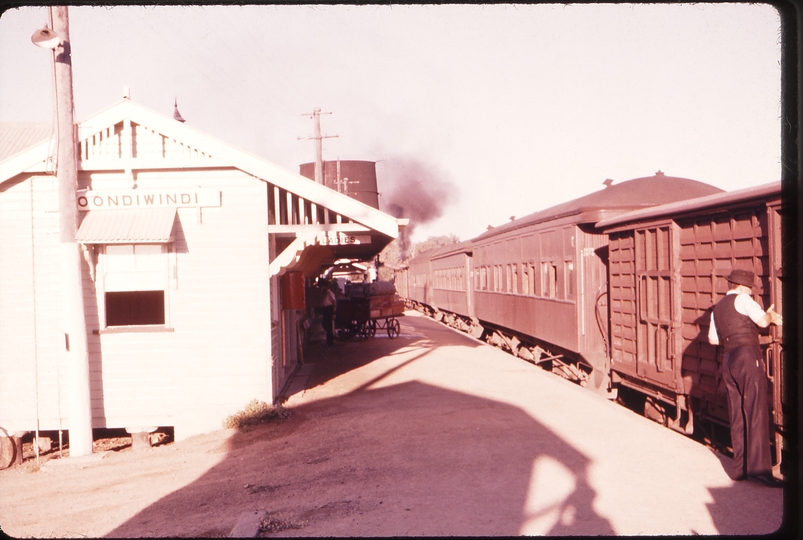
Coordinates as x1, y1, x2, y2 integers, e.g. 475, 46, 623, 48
470, 172, 723, 392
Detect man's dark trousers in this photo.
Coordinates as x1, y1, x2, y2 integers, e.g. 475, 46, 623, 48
721, 344, 772, 479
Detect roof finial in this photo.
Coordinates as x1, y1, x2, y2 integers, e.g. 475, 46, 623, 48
603, 178, 614, 188
655, 170, 665, 176
173, 97, 186, 123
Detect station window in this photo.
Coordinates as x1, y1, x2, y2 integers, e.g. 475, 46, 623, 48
103, 244, 167, 327
106, 290, 165, 326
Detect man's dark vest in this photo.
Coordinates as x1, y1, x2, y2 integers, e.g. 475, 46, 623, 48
713, 294, 760, 351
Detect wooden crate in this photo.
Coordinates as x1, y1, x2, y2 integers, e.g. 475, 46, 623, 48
368, 295, 404, 319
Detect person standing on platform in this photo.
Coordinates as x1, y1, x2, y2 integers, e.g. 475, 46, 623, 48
708, 269, 783, 487
321, 281, 337, 346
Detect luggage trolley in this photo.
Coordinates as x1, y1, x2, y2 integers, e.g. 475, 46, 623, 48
335, 293, 405, 340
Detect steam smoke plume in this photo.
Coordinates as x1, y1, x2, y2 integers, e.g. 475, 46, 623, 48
380, 157, 457, 259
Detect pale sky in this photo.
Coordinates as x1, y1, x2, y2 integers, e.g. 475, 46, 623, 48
0, 4, 782, 243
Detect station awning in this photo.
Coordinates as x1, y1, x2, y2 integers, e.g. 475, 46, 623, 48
75, 207, 177, 244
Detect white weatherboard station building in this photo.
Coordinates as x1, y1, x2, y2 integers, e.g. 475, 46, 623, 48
0, 97, 403, 443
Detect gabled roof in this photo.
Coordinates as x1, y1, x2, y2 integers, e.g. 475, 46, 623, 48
1, 99, 400, 240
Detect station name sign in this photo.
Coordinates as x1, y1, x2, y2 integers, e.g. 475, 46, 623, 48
77, 189, 221, 211
316, 232, 372, 245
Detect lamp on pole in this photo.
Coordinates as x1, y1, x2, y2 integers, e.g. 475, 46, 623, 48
32, 6, 93, 457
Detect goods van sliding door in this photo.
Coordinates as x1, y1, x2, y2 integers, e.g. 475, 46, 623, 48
766, 201, 784, 447
635, 224, 680, 389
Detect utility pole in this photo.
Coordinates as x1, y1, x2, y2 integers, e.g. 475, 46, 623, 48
301, 108, 337, 185
35, 7, 93, 457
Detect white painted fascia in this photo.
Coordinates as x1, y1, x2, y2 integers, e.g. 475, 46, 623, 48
269, 233, 318, 277
77, 100, 400, 239
0, 138, 54, 183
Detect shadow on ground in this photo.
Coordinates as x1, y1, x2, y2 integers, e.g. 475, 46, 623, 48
105, 320, 614, 536
295, 312, 486, 395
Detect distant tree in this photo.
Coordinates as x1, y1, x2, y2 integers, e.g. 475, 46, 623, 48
376, 234, 461, 282
411, 234, 461, 257
377, 239, 403, 281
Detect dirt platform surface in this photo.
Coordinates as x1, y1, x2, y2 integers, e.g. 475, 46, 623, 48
0, 312, 788, 537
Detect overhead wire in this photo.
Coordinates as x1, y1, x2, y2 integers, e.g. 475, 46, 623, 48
129, 7, 245, 106
210, 6, 320, 142
214, 6, 314, 106
209, 6, 346, 162
130, 6, 311, 161
124, 6, 346, 164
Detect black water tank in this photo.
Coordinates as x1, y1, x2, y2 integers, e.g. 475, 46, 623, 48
299, 160, 379, 209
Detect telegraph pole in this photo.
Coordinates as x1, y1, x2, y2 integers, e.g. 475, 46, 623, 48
301, 108, 337, 185
42, 6, 93, 457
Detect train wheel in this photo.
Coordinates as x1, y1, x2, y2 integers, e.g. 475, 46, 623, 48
387, 318, 400, 339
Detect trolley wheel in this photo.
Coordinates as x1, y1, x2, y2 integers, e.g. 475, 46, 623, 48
387, 318, 401, 339
366, 319, 377, 338
338, 327, 354, 341
356, 321, 371, 340
0, 427, 17, 470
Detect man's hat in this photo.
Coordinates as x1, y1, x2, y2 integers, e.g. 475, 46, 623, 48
726, 269, 756, 287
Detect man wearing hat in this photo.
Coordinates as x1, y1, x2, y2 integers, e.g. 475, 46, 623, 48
320, 280, 337, 346
708, 268, 783, 487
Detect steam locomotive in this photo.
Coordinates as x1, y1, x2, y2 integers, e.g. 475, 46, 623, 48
395, 172, 786, 466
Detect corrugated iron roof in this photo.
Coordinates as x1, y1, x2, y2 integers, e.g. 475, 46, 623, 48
0, 123, 53, 162
75, 207, 177, 243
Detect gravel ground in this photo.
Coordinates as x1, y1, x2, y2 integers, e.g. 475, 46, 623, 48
0, 311, 788, 537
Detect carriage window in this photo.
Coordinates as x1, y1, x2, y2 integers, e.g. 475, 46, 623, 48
542, 262, 557, 298
511, 265, 518, 294
565, 261, 574, 297
522, 266, 529, 295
